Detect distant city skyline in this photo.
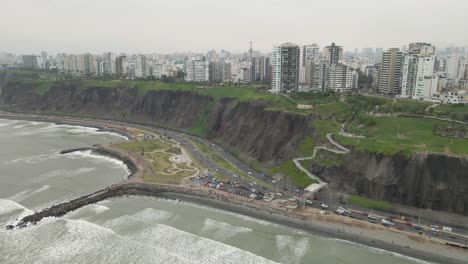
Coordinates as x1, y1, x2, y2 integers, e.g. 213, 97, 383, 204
1, 0, 468, 54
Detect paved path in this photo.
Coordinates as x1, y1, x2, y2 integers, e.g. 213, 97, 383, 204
294, 133, 350, 194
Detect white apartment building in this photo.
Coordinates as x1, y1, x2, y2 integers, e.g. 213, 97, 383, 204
414, 55, 436, 99
302, 44, 320, 65
185, 56, 208, 82
445, 55, 466, 87
326, 63, 356, 92
102, 52, 115, 75
401, 43, 437, 100
135, 54, 148, 78
432, 91, 466, 104
270, 46, 282, 93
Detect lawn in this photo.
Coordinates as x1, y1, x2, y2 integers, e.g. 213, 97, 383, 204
297, 137, 315, 156
117, 139, 170, 152
336, 116, 468, 156
348, 195, 393, 212
268, 160, 316, 188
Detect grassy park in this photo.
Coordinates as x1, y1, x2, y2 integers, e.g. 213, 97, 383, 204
116, 137, 199, 185
337, 116, 468, 156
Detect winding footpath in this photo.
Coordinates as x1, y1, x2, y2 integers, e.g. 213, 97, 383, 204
294, 133, 350, 194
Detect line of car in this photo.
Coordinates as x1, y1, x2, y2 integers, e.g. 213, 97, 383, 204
204, 178, 265, 200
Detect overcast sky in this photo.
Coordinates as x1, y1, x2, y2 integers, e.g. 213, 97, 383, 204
1, 0, 467, 54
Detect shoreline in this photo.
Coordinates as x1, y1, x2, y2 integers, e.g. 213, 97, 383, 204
8, 181, 467, 264
0, 113, 134, 140
2, 112, 468, 263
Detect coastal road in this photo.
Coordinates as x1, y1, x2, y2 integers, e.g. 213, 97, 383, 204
308, 194, 468, 246
2, 112, 467, 247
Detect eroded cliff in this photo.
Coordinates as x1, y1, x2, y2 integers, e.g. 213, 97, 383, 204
309, 151, 468, 215
0, 74, 312, 165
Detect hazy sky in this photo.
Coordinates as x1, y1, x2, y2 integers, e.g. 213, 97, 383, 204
1, 0, 467, 54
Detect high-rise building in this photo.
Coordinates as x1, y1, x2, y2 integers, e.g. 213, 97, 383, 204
185, 56, 208, 82
401, 43, 437, 99
41, 51, 47, 62
445, 55, 466, 87
56, 54, 68, 73
305, 60, 327, 92
251, 56, 271, 82
22, 55, 38, 69
323, 43, 343, 65
271, 43, 300, 93
135, 54, 148, 78
408, 43, 436, 56
82, 53, 95, 75
152, 63, 165, 79
209, 61, 227, 82
115, 56, 128, 78
302, 44, 320, 66
102, 52, 115, 75
378, 48, 402, 95
325, 63, 356, 92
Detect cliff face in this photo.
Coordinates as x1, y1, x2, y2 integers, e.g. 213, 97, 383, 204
0, 76, 312, 165
208, 98, 312, 166
309, 151, 468, 215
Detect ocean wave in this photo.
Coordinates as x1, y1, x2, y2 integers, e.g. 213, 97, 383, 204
6, 185, 51, 202
0, 199, 34, 226
4, 152, 61, 165
0, 120, 20, 127
201, 218, 252, 241
275, 235, 310, 264
64, 150, 130, 175
55, 124, 128, 140
127, 223, 278, 264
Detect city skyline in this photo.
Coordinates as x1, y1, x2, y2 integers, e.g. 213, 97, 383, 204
2, 0, 468, 54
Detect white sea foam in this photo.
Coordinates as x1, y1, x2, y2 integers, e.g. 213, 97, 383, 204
55, 124, 128, 140
32, 168, 97, 184
0, 120, 19, 127
6, 185, 51, 202
275, 235, 310, 264
4, 152, 61, 165
131, 207, 175, 222
65, 150, 130, 175
0, 199, 34, 226
201, 218, 252, 240
0, 199, 33, 216
127, 223, 278, 264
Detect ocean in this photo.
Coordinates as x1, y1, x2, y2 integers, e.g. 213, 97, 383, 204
0, 119, 429, 264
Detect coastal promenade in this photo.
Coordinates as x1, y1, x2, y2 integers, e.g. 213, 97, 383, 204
1, 111, 468, 264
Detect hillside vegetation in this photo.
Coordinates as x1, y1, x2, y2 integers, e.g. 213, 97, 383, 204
3, 69, 468, 159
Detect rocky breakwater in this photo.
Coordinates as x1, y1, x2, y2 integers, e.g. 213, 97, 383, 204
309, 151, 468, 217
7, 183, 209, 229
59, 146, 139, 179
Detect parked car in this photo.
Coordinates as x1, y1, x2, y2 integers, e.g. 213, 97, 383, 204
320, 203, 329, 209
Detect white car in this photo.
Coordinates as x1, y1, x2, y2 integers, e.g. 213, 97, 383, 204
320, 203, 328, 209
381, 219, 394, 226
336, 207, 345, 215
